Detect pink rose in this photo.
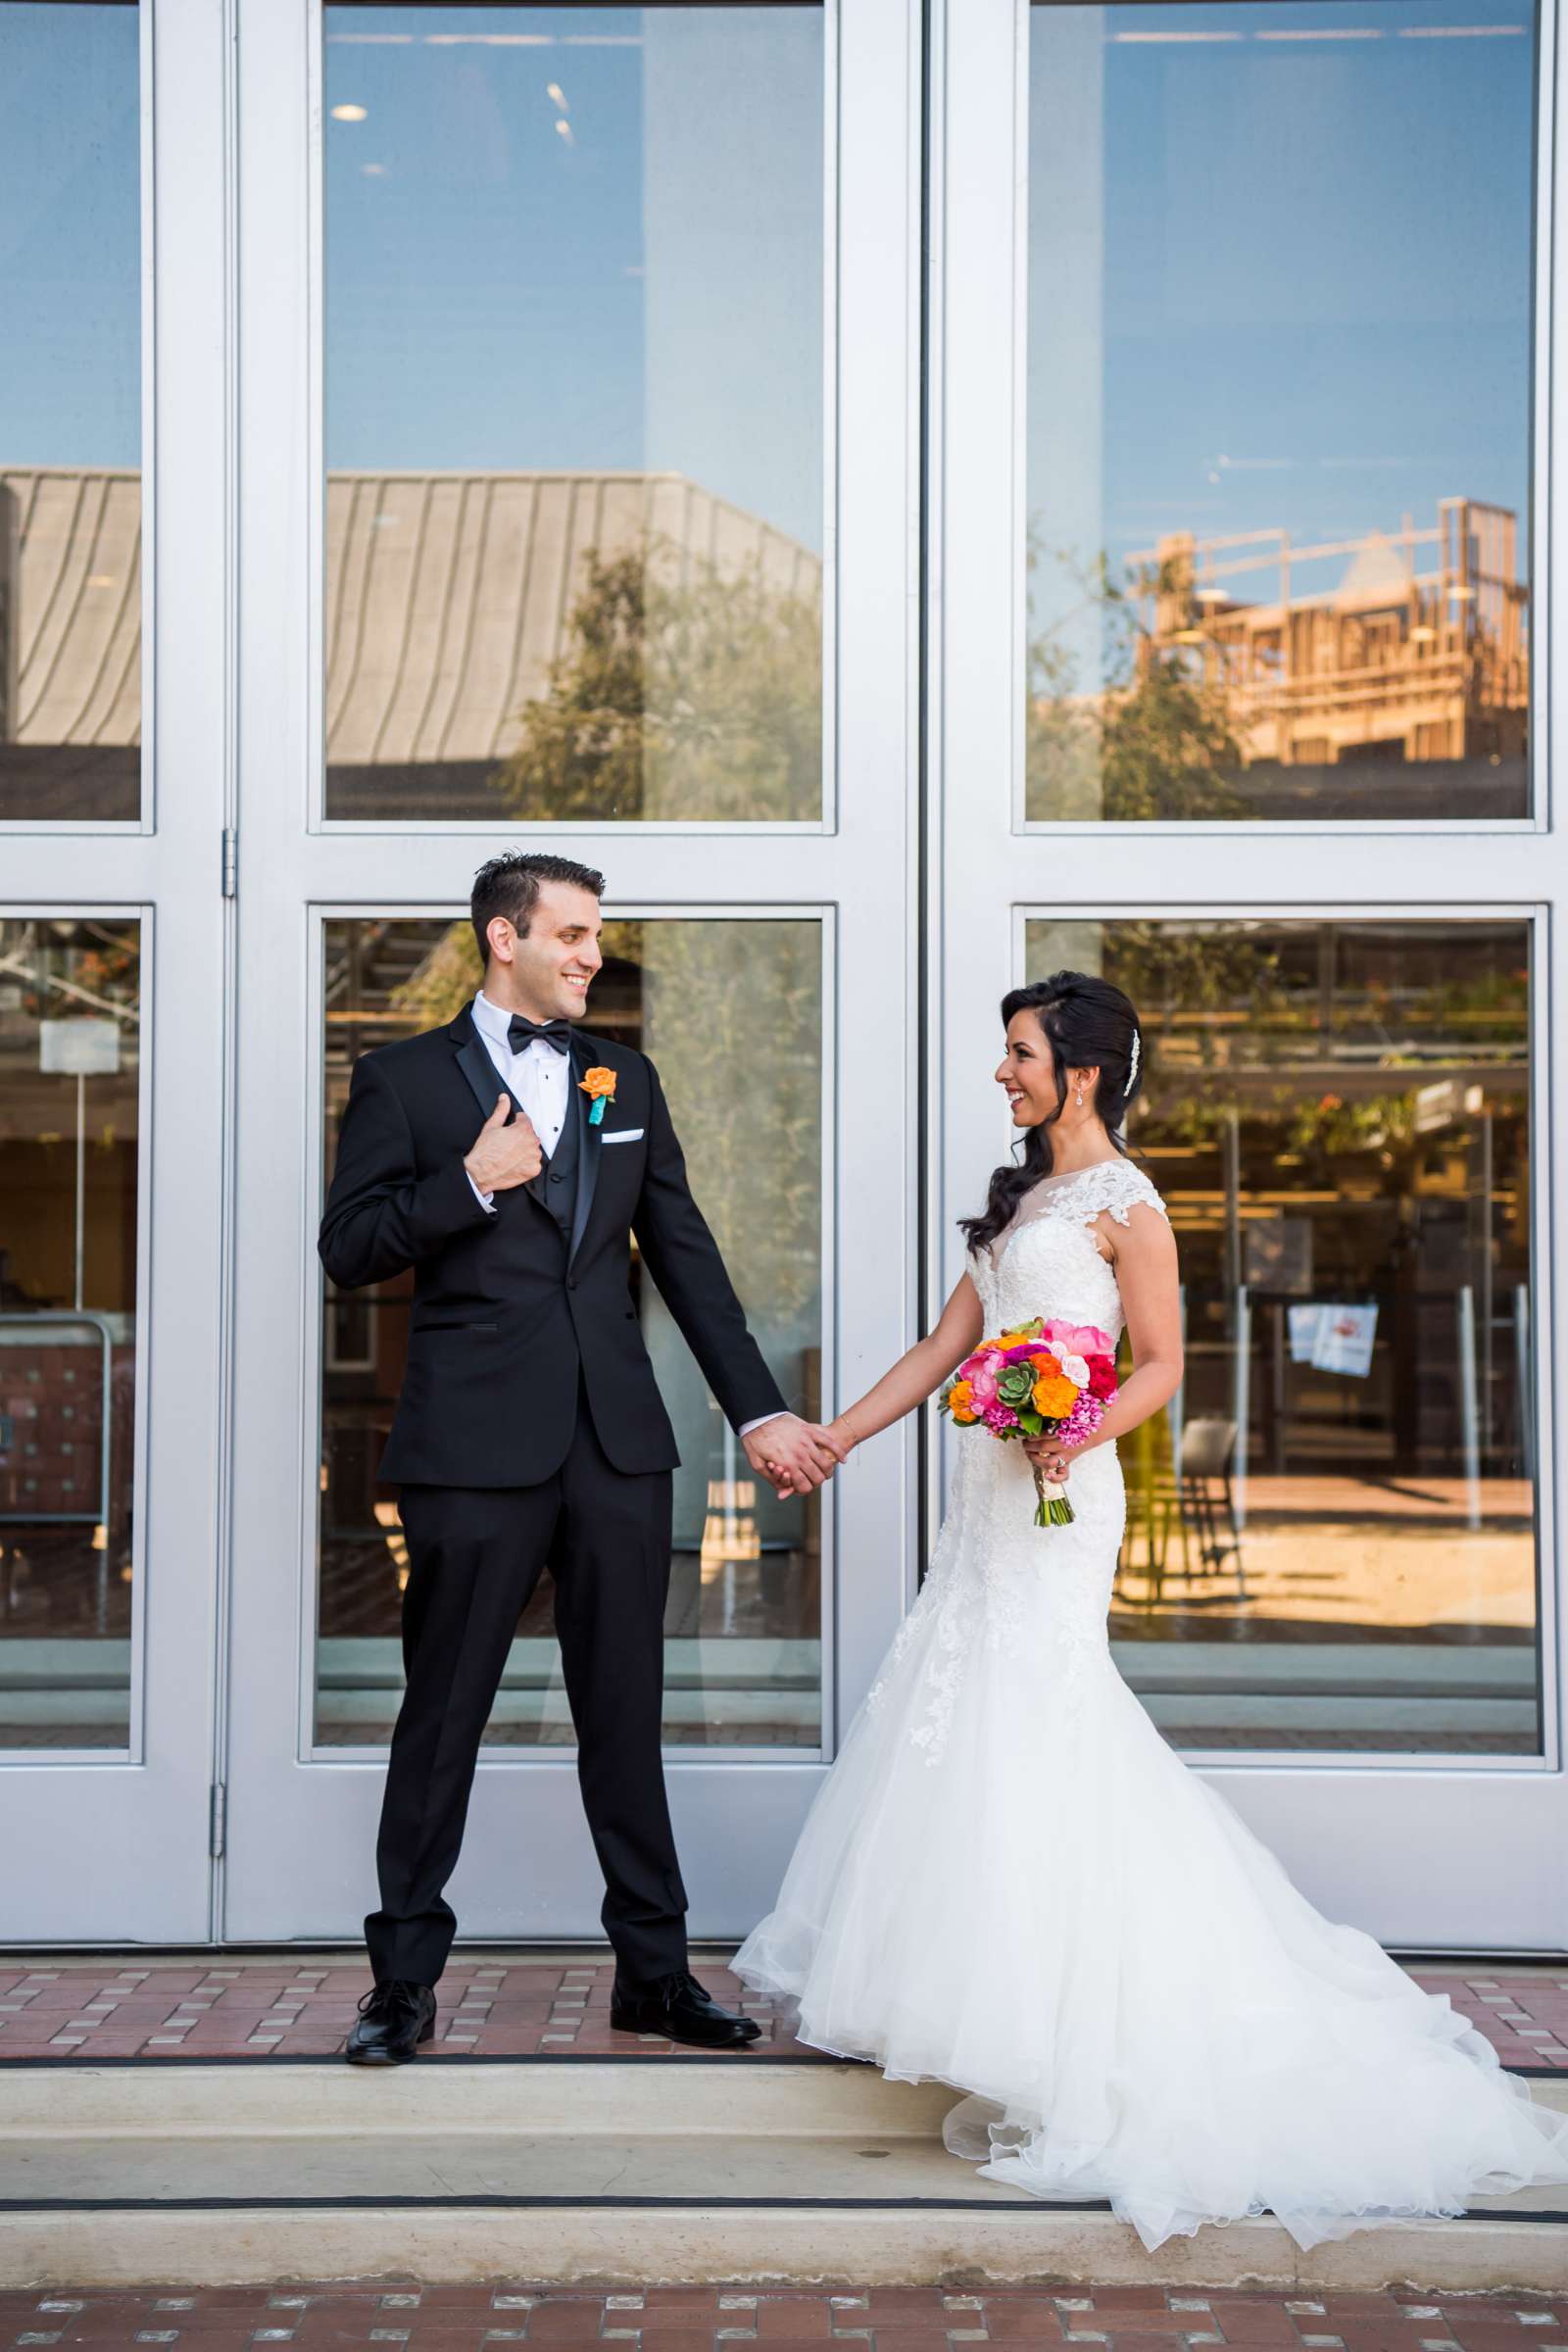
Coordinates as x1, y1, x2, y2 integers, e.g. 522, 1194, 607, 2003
1043, 1319, 1112, 1357
968, 1355, 1001, 1408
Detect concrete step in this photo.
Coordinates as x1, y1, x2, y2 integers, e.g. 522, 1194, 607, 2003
1, 2060, 1564, 2294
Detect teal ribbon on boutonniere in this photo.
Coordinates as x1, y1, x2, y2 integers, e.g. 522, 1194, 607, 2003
579, 1065, 616, 1128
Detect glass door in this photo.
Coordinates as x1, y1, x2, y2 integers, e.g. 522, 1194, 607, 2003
221, 0, 921, 1940
931, 0, 1566, 1946
0, 0, 230, 1939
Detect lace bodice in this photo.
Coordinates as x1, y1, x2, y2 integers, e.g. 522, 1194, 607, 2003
974, 1158, 1167, 1343
863, 1158, 1167, 1765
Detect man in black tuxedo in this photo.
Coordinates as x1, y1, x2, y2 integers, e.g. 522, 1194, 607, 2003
321, 852, 836, 2063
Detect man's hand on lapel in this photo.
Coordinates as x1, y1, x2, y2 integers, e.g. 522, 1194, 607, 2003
464, 1094, 544, 1193
742, 1413, 842, 1501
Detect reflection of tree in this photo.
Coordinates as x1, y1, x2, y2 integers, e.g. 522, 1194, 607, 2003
389, 923, 481, 1030
1025, 540, 1248, 823
494, 544, 821, 823
1107, 925, 1280, 1037
618, 919, 820, 1331
1284, 1092, 1417, 1165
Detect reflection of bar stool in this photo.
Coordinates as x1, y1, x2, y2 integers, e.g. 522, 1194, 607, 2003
701, 1478, 760, 1636
1179, 1416, 1246, 1593
1116, 1411, 1188, 1606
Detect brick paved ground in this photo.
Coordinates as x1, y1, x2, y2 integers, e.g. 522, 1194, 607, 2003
0, 1959, 798, 2062
0, 2285, 1565, 2352
0, 1960, 1563, 2068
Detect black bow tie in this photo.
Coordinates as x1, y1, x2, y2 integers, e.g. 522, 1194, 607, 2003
507, 1015, 571, 1055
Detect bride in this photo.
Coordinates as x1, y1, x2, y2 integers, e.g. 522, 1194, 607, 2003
734, 970, 1568, 2253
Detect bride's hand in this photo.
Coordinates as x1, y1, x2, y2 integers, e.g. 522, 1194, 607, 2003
814, 1415, 858, 1464
1022, 1435, 1072, 1481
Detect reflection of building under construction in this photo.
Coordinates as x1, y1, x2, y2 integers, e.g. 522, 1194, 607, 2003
1135, 499, 1529, 819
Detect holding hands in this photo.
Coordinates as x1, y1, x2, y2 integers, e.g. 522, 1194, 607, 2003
743, 1413, 855, 1501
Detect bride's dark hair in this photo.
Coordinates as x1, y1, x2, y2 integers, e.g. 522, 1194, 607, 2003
958, 970, 1145, 1256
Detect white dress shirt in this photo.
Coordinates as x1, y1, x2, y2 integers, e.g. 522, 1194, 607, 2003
463, 990, 781, 1442
475, 987, 570, 1154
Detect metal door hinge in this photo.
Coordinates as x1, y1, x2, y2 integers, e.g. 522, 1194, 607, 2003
221, 827, 238, 899
209, 1781, 227, 1859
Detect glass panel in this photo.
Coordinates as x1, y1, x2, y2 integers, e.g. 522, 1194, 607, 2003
0, 917, 141, 1745
1024, 915, 1540, 1754
1024, 0, 1534, 823
0, 3, 142, 824
317, 914, 823, 1745
322, 4, 824, 822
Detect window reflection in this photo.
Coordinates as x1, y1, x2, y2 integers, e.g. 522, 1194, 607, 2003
322, 6, 824, 822
0, 917, 140, 1746
0, 4, 142, 825
1025, 916, 1539, 1754
1024, 0, 1534, 823
318, 914, 823, 1747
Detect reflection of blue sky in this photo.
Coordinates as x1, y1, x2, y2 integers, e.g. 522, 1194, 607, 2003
0, 5, 140, 466
324, 7, 823, 551
3, 0, 1534, 598
1, 4, 823, 556
1028, 0, 1535, 660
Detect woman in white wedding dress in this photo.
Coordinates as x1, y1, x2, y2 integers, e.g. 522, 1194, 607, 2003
734, 970, 1568, 2255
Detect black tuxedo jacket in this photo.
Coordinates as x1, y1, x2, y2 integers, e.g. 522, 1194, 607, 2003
318, 1008, 787, 1487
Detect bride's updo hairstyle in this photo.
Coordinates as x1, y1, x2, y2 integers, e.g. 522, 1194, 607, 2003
959, 970, 1145, 1257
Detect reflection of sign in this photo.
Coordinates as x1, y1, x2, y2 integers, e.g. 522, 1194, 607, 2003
1244, 1215, 1312, 1295
1414, 1079, 1483, 1134
40, 1018, 120, 1076
1288, 1302, 1378, 1378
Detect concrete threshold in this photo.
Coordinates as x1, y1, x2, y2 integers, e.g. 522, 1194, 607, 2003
0, 2063, 1564, 2294
3, 2204, 1567, 2296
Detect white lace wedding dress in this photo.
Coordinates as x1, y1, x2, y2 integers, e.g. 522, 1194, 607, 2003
733, 1157, 1568, 2253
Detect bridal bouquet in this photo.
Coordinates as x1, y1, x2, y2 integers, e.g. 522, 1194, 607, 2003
940, 1318, 1118, 1527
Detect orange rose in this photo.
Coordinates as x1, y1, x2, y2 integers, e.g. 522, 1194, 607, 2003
947, 1379, 978, 1425
1032, 1369, 1078, 1419
579, 1066, 617, 1102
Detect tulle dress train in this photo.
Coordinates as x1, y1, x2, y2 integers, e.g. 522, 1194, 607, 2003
732, 1160, 1568, 2253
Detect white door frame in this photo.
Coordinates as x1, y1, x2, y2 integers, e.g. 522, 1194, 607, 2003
0, 0, 232, 1942
220, 0, 923, 1942
931, 0, 1568, 1949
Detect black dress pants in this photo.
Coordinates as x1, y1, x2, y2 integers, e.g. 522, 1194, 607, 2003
365, 1404, 685, 1989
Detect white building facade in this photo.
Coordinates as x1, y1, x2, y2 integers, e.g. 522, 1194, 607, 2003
2, 0, 1564, 1952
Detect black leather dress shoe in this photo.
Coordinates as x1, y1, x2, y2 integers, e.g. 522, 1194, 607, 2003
344, 1979, 436, 2065
610, 1969, 762, 2049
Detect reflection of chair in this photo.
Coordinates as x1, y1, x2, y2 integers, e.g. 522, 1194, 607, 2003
1179, 1416, 1245, 1592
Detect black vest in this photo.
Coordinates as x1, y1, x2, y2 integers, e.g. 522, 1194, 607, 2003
528, 1078, 581, 1241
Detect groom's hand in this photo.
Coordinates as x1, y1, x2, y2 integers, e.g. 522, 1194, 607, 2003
743, 1413, 840, 1500
464, 1095, 544, 1193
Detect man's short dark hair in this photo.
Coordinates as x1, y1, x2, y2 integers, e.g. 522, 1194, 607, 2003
470, 852, 606, 962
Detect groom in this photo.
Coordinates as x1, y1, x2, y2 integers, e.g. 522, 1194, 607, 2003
320, 851, 837, 2063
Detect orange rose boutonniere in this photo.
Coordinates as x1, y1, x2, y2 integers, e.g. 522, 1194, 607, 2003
579, 1065, 617, 1128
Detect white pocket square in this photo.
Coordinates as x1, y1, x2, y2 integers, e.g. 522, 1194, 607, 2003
599, 1127, 644, 1145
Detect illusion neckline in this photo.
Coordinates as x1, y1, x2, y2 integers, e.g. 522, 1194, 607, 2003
989, 1156, 1146, 1271
991, 1203, 1121, 1275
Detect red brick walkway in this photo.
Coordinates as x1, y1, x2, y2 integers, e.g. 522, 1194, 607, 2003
0, 1958, 795, 2061
0, 1959, 1563, 2068
0, 2285, 1564, 2352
